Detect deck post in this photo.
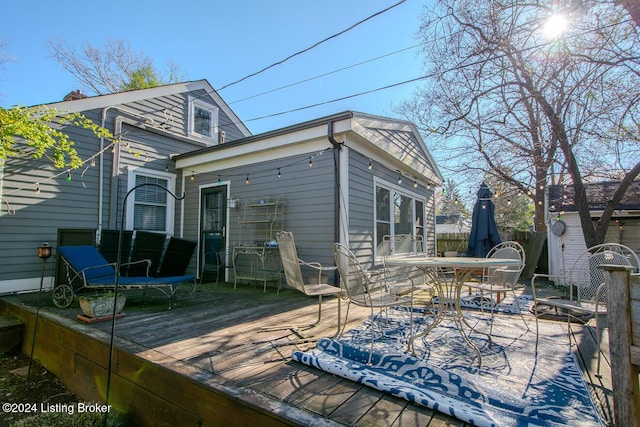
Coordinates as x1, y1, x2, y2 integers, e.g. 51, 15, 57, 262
603, 265, 640, 427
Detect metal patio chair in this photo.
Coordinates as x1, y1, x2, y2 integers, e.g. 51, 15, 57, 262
464, 241, 529, 336
531, 242, 640, 375
380, 234, 433, 296
260, 231, 342, 343
333, 242, 415, 365
53, 245, 196, 309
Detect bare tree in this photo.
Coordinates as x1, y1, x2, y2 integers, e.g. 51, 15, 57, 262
48, 38, 183, 95
399, 0, 640, 247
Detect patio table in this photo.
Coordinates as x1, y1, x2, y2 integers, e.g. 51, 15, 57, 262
385, 255, 522, 368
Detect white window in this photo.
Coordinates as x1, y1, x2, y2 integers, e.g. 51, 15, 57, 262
374, 178, 425, 257
188, 97, 219, 142
126, 167, 176, 233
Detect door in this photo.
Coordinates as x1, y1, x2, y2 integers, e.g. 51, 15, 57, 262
200, 186, 228, 280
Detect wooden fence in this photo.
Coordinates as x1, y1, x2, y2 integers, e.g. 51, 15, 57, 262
436, 230, 545, 278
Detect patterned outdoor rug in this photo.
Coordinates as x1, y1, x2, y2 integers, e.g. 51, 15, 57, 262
292, 308, 604, 427
434, 291, 534, 315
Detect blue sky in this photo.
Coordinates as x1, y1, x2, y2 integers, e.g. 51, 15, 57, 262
0, 0, 431, 135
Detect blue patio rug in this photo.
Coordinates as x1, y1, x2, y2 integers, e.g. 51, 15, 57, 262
292, 308, 604, 427
434, 292, 534, 315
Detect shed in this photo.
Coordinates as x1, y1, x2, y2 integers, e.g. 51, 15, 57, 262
546, 181, 640, 278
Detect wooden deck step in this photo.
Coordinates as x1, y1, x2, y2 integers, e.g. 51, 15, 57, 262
0, 315, 25, 354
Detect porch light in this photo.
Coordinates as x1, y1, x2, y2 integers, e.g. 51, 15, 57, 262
38, 242, 52, 260
29, 242, 52, 382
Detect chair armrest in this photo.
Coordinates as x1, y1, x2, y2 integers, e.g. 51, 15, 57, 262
121, 259, 152, 276
298, 258, 337, 285
298, 259, 337, 271
79, 262, 118, 282
531, 273, 568, 299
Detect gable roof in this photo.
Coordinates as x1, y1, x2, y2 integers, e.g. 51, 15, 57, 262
174, 110, 443, 186
44, 79, 251, 137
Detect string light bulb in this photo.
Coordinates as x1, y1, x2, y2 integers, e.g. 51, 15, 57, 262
66, 171, 72, 181
217, 174, 222, 184
190, 172, 195, 181
90, 157, 96, 167
245, 175, 250, 185
308, 157, 313, 168
277, 168, 282, 178
35, 184, 41, 195
413, 178, 418, 188
368, 159, 372, 170
397, 171, 402, 185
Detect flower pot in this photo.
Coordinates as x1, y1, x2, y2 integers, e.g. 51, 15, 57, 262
79, 294, 126, 318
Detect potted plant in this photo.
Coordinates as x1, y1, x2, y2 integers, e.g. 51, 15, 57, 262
79, 292, 126, 318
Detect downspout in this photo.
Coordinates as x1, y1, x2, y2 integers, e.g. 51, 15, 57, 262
99, 106, 115, 242
328, 120, 343, 246
328, 120, 344, 285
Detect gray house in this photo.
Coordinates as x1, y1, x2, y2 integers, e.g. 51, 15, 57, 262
0, 80, 442, 293
174, 111, 443, 283
0, 80, 250, 293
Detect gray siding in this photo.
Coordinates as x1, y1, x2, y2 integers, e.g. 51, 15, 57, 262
347, 149, 436, 270
181, 151, 337, 271
0, 118, 104, 284
0, 88, 248, 290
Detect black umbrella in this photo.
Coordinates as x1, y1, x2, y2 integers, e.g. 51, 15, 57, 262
466, 182, 501, 257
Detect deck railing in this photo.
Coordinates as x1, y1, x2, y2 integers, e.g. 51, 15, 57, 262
603, 265, 640, 427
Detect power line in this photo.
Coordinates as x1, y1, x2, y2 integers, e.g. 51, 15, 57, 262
243, 75, 428, 123
216, 0, 407, 91
228, 42, 424, 105
236, 18, 635, 125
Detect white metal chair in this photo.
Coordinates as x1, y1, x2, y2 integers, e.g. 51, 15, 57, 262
260, 231, 342, 343
333, 243, 415, 365
465, 241, 529, 335
531, 242, 640, 375
380, 234, 432, 296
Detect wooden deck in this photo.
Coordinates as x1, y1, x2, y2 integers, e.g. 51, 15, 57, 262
0, 281, 616, 426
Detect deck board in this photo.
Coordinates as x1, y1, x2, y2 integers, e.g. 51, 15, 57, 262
0, 281, 617, 426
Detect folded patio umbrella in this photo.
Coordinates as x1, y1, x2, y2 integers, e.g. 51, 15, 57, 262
466, 182, 501, 257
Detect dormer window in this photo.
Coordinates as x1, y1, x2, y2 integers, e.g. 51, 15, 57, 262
188, 97, 219, 142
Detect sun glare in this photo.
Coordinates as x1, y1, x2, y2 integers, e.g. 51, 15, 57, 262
544, 13, 567, 39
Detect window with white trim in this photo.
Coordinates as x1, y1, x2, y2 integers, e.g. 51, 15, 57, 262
374, 180, 425, 257
126, 168, 176, 233
188, 97, 219, 141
